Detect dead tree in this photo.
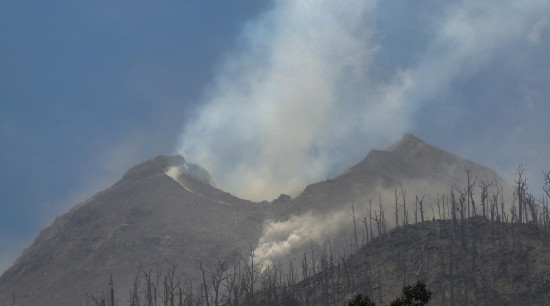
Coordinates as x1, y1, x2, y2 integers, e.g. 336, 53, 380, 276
541, 170, 550, 227
457, 188, 467, 221
437, 193, 442, 220
369, 199, 374, 241
417, 195, 425, 222
361, 215, 369, 245
500, 182, 508, 222
479, 180, 491, 219
142, 269, 159, 306
129, 270, 141, 306
442, 194, 448, 220
243, 245, 256, 306
183, 280, 195, 306
109, 272, 115, 306
224, 254, 242, 306
350, 203, 359, 253
514, 165, 528, 223
87, 294, 108, 306
309, 238, 317, 277
490, 185, 499, 222
286, 260, 297, 295
415, 196, 418, 224
466, 169, 478, 217
401, 185, 408, 226
199, 262, 211, 306
209, 259, 228, 306
86, 273, 116, 306
451, 188, 458, 226
395, 186, 400, 227
161, 264, 178, 306
526, 193, 538, 225
540, 194, 550, 227
378, 193, 386, 234
544, 170, 550, 200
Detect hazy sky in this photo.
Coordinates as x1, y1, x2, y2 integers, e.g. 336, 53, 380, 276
1, 1, 549, 273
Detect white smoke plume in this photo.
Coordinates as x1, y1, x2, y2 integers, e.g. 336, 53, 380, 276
178, 0, 549, 201
254, 210, 350, 265
178, 0, 395, 201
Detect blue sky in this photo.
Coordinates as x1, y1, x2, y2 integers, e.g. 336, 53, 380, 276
1, 1, 549, 273
0, 1, 270, 271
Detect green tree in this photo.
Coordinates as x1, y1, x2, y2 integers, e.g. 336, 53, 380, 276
348, 293, 376, 306
348, 281, 431, 306
389, 281, 431, 306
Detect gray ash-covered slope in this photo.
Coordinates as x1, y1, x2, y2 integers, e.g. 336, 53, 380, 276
285, 133, 507, 217
0, 156, 273, 305
0, 134, 511, 305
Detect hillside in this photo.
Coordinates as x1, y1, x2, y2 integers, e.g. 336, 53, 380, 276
0, 134, 518, 305
254, 134, 511, 270
0, 156, 274, 305
284, 134, 506, 217
266, 219, 550, 306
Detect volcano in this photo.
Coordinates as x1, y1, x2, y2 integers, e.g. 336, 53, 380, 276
0, 134, 511, 305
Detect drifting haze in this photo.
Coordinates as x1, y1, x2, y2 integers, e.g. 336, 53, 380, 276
179, 0, 550, 201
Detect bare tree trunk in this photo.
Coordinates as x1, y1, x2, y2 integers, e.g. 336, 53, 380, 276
395, 186, 400, 228
129, 270, 141, 306
401, 185, 407, 226
417, 195, 425, 222
451, 188, 457, 226
479, 180, 491, 219
350, 203, 359, 253
543, 170, 550, 202
466, 169, 478, 218
515, 165, 527, 223
526, 194, 538, 225
369, 199, 374, 241
379, 193, 386, 234
200, 262, 211, 306
109, 272, 115, 306
209, 259, 228, 306
415, 196, 418, 224
438, 193, 442, 220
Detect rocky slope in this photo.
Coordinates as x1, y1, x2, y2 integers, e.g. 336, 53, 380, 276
254, 134, 511, 270
286, 133, 506, 217
0, 134, 513, 305
0, 156, 273, 305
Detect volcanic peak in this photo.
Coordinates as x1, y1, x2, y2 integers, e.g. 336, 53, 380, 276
121, 155, 213, 186
122, 155, 185, 181
386, 133, 425, 153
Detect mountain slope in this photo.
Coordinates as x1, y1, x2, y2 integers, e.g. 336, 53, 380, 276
251, 134, 511, 269
287, 133, 506, 216
0, 156, 273, 305
295, 219, 550, 306
0, 134, 513, 305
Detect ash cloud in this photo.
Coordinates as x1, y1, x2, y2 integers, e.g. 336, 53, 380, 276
178, 0, 549, 201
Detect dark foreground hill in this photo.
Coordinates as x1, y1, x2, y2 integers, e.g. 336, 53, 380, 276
65, 219, 550, 306
288, 219, 550, 306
